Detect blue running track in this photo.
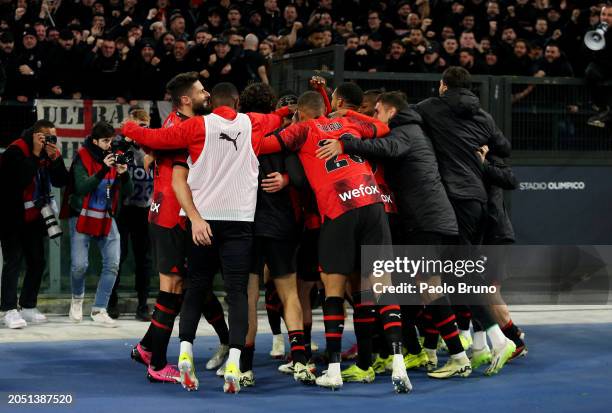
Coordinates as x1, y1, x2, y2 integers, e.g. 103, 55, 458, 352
1, 323, 611, 413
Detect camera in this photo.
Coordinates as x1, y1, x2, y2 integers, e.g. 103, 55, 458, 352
40, 204, 62, 239
110, 136, 135, 165
45, 135, 57, 144
114, 151, 134, 165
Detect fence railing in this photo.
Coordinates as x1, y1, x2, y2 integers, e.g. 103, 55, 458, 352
271, 45, 612, 160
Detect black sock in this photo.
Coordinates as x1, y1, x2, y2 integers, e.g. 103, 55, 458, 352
140, 290, 176, 349
401, 305, 422, 355
422, 307, 439, 350
502, 319, 525, 348
149, 291, 181, 369
265, 281, 283, 335
202, 292, 229, 345
432, 297, 463, 355
240, 342, 255, 372
453, 305, 472, 331
289, 330, 307, 365
303, 322, 313, 360
323, 296, 345, 363
372, 314, 388, 357
378, 304, 403, 355
353, 291, 376, 370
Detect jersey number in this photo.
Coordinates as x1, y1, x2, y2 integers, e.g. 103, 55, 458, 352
318, 134, 364, 173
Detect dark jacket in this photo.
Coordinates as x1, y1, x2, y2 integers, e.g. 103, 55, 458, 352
415, 88, 511, 203
67, 137, 133, 217
341, 107, 458, 236
0, 129, 69, 236
483, 155, 517, 244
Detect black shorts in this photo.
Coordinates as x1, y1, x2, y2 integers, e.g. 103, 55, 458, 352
250, 236, 298, 278
319, 203, 392, 276
149, 223, 188, 276
297, 229, 320, 282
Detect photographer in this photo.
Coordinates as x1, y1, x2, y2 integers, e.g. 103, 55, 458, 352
586, 5, 612, 128
0, 120, 68, 329
63, 121, 133, 327
108, 110, 154, 321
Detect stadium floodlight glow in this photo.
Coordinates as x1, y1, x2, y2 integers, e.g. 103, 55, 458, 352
585, 23, 608, 51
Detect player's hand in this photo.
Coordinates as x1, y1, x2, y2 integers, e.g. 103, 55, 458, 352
261, 172, 288, 193
476, 145, 489, 163
328, 108, 348, 118
191, 216, 213, 246
316, 139, 343, 160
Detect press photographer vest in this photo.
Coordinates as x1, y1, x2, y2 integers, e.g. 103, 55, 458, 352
8, 138, 57, 223
75, 146, 118, 237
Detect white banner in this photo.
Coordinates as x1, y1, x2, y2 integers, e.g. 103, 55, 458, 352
36, 99, 152, 161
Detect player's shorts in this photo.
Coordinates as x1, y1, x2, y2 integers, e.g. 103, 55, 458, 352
297, 228, 320, 282
149, 223, 188, 276
250, 236, 298, 278
318, 203, 392, 276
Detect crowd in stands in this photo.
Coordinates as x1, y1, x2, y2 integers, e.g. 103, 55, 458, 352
0, 0, 610, 103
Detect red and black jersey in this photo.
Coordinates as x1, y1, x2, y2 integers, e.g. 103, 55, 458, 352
275, 113, 389, 221
370, 160, 397, 214
148, 111, 189, 228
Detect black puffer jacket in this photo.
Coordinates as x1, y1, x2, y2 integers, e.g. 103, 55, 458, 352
483, 155, 517, 244
415, 88, 511, 203
341, 107, 458, 236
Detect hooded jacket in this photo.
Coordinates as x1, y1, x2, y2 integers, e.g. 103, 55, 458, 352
415, 88, 511, 203
341, 107, 458, 236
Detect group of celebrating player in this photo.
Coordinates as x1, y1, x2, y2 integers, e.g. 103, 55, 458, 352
120, 66, 527, 395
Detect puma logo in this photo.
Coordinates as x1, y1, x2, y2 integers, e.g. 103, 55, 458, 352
219, 132, 240, 151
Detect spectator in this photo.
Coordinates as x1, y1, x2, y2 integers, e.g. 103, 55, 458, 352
459, 30, 479, 51
83, 37, 125, 101
169, 13, 189, 41
227, 5, 244, 31
44, 29, 85, 99
586, 5, 612, 128
363, 10, 395, 47
14, 28, 46, 103
530, 18, 550, 49
459, 47, 489, 74
485, 50, 502, 75
157, 31, 176, 58
0, 31, 18, 100
207, 8, 225, 36
279, 4, 300, 36
262, 0, 283, 35
242, 33, 269, 85
124, 40, 163, 101
441, 37, 460, 66
533, 43, 574, 77
185, 27, 213, 71
159, 38, 191, 86
505, 39, 534, 76
385, 39, 425, 73
424, 44, 446, 73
